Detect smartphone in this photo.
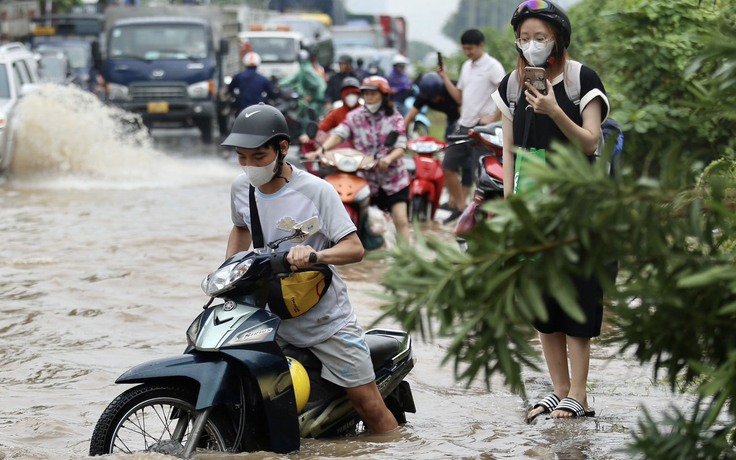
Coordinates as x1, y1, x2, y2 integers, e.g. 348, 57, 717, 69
524, 66, 548, 95
437, 52, 443, 69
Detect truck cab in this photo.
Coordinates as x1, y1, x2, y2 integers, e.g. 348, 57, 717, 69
103, 6, 239, 144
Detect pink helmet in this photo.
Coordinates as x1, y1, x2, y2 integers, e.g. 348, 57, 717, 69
360, 76, 391, 96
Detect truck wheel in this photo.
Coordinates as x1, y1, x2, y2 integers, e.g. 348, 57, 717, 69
197, 118, 214, 144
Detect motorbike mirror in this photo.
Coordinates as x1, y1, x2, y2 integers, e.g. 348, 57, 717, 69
384, 131, 399, 147
307, 107, 317, 121
292, 216, 320, 237
306, 122, 319, 140
266, 216, 321, 249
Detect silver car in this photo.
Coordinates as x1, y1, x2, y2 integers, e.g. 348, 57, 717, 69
0, 42, 40, 173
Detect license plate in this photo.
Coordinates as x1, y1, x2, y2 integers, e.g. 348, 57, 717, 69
147, 101, 169, 113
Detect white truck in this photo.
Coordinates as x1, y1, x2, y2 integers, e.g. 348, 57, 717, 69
238, 28, 304, 81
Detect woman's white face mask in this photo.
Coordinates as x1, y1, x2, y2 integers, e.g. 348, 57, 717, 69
344, 93, 360, 108
520, 40, 555, 67
243, 156, 277, 187
365, 101, 382, 113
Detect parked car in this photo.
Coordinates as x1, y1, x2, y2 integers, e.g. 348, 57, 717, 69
0, 42, 41, 173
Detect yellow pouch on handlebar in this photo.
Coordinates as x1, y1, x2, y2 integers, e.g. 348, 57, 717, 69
268, 265, 333, 319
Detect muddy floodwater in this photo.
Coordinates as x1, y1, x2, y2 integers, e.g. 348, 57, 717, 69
1, 86, 689, 460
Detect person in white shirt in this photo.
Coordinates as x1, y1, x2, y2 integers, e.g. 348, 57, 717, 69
437, 29, 506, 224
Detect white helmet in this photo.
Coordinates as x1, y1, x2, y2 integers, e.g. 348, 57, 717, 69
392, 54, 409, 66
243, 51, 261, 67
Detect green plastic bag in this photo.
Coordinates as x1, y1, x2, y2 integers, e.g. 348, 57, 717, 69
513, 147, 546, 194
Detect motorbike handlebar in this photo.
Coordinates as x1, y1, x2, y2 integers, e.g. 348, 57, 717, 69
269, 252, 291, 274
268, 252, 319, 272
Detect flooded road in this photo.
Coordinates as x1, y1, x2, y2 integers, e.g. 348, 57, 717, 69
1, 86, 687, 459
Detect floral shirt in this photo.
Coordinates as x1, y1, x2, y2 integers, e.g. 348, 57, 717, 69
331, 107, 409, 196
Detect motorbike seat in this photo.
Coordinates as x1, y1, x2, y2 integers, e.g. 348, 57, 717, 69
473, 122, 503, 135
365, 334, 401, 369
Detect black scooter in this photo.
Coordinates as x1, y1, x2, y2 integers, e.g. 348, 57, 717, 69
89, 217, 416, 458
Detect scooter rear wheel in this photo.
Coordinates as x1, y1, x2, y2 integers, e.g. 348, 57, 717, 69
410, 194, 429, 222
89, 383, 236, 456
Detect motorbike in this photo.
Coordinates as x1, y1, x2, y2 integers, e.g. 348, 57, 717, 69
303, 123, 398, 250
452, 122, 504, 245
88, 217, 416, 458
403, 84, 431, 139
406, 136, 446, 222
269, 84, 319, 144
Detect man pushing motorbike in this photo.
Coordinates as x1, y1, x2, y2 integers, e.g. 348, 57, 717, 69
221, 103, 399, 435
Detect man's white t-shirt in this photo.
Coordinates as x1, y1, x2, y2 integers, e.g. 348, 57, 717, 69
230, 166, 358, 348
457, 53, 506, 128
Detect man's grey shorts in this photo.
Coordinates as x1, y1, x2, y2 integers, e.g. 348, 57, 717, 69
280, 317, 376, 388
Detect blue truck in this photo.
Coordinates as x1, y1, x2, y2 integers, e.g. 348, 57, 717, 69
103, 6, 240, 143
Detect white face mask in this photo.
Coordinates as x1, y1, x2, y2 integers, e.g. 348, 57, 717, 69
344, 93, 360, 108
521, 40, 555, 67
365, 101, 382, 113
243, 156, 277, 187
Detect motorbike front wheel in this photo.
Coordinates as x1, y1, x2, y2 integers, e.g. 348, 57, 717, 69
410, 121, 430, 139
89, 383, 236, 456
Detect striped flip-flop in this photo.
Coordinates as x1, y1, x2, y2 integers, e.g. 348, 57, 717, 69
526, 394, 560, 423
552, 397, 596, 418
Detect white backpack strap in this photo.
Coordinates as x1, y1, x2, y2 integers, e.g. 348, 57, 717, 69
506, 69, 521, 116
563, 60, 583, 106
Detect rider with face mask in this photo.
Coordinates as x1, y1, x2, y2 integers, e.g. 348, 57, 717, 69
300, 77, 362, 150
491, 0, 610, 422
222, 103, 399, 435
319, 76, 412, 241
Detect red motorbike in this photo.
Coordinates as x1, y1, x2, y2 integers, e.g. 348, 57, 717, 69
406, 136, 446, 222
453, 122, 504, 240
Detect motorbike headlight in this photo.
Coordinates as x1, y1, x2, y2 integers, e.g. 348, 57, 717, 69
107, 82, 130, 101
333, 152, 362, 173
188, 80, 211, 99
201, 257, 254, 296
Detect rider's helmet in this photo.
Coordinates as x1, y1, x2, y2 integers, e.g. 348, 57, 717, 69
340, 76, 361, 92
418, 72, 444, 99
221, 103, 290, 149
391, 54, 409, 67
510, 0, 572, 49
360, 75, 391, 96
243, 51, 261, 68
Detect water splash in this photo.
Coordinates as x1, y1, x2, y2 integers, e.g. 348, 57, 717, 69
8, 84, 235, 189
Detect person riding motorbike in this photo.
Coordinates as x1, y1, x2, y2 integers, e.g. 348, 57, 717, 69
387, 54, 413, 116
300, 76, 362, 149
279, 50, 326, 133
318, 76, 411, 241
222, 103, 399, 434
404, 72, 460, 141
228, 52, 277, 114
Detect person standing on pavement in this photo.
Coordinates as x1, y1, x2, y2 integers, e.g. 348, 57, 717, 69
325, 54, 357, 107
438, 29, 506, 224
228, 52, 277, 114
